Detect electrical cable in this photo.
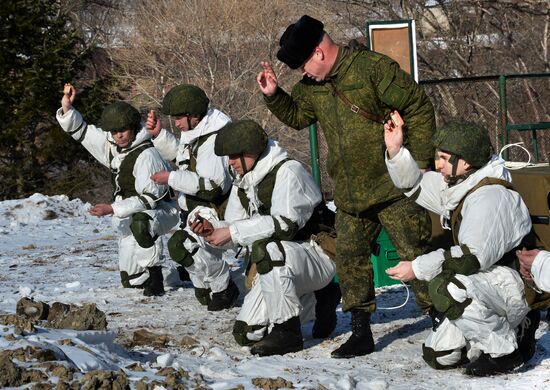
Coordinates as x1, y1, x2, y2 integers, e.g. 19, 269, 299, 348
376, 281, 411, 310
499, 142, 547, 170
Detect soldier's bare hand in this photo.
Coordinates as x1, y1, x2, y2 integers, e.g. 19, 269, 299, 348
146, 110, 161, 138
61, 83, 76, 113
516, 248, 540, 278
188, 212, 214, 236
257, 61, 278, 97
205, 227, 231, 246
89, 203, 114, 217
386, 261, 416, 281
384, 110, 405, 159
150, 170, 170, 185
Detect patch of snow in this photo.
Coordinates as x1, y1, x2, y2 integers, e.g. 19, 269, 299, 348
1, 194, 549, 389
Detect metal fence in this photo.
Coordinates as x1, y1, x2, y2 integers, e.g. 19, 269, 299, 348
305, 72, 550, 200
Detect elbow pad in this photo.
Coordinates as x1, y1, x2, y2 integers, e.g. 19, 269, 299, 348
441, 245, 480, 276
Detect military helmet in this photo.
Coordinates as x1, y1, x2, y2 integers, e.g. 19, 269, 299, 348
433, 121, 492, 167
214, 119, 268, 157
162, 84, 209, 116
100, 101, 141, 133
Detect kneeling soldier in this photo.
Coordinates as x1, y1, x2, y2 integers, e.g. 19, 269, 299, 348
147, 84, 238, 310
57, 84, 179, 296
190, 120, 338, 356
384, 115, 537, 376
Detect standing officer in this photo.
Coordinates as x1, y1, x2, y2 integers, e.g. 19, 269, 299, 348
257, 15, 436, 358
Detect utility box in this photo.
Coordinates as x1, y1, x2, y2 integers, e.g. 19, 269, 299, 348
370, 229, 401, 288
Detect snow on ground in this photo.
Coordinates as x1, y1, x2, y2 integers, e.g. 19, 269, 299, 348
1, 193, 549, 389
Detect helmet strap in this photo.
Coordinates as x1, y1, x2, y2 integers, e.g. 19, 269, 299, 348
240, 155, 248, 175
445, 154, 460, 186
446, 154, 477, 187
239, 154, 260, 176
187, 116, 194, 130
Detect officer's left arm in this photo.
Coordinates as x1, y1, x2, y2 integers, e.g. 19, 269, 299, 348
376, 59, 436, 169
111, 149, 171, 218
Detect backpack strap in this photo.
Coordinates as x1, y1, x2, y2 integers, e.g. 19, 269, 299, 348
450, 177, 515, 244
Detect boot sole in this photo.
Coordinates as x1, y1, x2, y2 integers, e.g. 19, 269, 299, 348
251, 343, 304, 357
207, 289, 239, 311
331, 348, 375, 359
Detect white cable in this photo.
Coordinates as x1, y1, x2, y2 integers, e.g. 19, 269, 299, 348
498, 142, 547, 170
377, 281, 410, 310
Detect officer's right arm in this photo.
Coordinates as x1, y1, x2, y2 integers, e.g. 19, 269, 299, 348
263, 83, 317, 130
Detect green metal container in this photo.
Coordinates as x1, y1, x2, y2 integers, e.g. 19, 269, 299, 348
370, 228, 401, 288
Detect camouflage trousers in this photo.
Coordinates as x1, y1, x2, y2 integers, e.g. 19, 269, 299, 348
335, 196, 432, 313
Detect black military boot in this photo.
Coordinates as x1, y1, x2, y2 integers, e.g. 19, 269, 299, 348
464, 349, 523, 376
517, 309, 540, 363
250, 316, 303, 356
207, 279, 239, 311
312, 281, 342, 338
428, 307, 446, 331
143, 266, 165, 297
176, 266, 191, 282
331, 310, 374, 358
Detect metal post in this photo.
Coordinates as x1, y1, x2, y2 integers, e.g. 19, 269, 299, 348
498, 74, 508, 159
309, 123, 321, 187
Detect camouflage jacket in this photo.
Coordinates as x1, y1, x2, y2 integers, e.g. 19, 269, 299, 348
265, 46, 436, 215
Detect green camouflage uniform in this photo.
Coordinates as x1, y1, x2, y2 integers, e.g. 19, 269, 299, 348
265, 46, 435, 313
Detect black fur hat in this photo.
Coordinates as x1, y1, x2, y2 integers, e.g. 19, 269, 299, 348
276, 15, 324, 69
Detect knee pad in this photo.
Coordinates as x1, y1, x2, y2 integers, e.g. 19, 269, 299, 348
422, 344, 468, 369
429, 270, 472, 320
194, 287, 211, 306
233, 320, 264, 346
120, 271, 131, 288
250, 239, 285, 275
168, 230, 197, 267
120, 271, 145, 288
130, 212, 157, 248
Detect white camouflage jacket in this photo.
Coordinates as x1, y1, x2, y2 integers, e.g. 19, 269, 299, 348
212, 139, 322, 247
385, 147, 532, 281
152, 108, 232, 211
56, 107, 172, 218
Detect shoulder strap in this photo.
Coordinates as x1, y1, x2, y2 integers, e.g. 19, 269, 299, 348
327, 81, 386, 124
451, 177, 515, 244
113, 141, 154, 199
189, 131, 220, 172
238, 158, 290, 214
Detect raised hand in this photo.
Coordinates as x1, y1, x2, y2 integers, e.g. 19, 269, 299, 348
256, 61, 278, 97
61, 83, 76, 113
384, 110, 405, 159
146, 110, 161, 138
